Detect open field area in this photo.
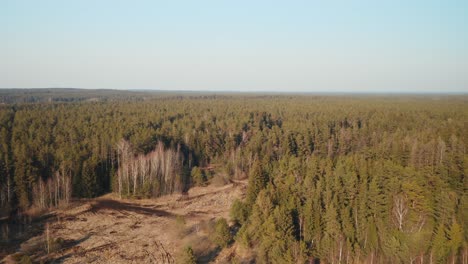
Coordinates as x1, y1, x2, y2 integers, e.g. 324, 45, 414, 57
3, 180, 247, 263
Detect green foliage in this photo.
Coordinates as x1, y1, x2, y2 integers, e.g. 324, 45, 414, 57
448, 220, 463, 258
190, 166, 206, 186
176, 215, 186, 226
179, 246, 197, 264
81, 160, 97, 198
432, 223, 449, 263
11, 253, 32, 264
49, 237, 65, 253
211, 218, 232, 248
246, 160, 268, 208
230, 199, 249, 225
19, 255, 32, 264
0, 91, 466, 262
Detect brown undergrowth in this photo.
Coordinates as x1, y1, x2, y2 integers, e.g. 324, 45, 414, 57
2, 180, 248, 263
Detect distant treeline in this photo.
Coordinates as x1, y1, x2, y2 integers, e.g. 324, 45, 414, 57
0, 88, 226, 103
0, 91, 466, 263
0, 88, 144, 103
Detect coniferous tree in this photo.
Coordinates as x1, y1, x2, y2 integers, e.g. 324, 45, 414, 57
246, 160, 268, 208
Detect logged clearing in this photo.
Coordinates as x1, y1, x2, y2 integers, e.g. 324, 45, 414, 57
4, 180, 247, 264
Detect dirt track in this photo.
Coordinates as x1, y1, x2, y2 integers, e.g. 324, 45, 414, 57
6, 181, 246, 263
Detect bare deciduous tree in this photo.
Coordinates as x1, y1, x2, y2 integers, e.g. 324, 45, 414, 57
32, 170, 72, 209
115, 140, 184, 198
392, 194, 408, 231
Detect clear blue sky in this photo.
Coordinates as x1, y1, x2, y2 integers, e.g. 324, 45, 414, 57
1, 0, 467, 92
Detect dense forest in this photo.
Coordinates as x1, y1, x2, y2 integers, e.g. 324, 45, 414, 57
0, 89, 466, 263
0, 88, 152, 103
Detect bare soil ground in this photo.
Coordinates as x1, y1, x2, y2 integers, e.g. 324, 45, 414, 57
2, 180, 248, 264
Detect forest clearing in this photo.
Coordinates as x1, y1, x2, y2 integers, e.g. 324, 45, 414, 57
2, 179, 247, 263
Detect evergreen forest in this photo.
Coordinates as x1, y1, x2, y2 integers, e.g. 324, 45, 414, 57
0, 89, 466, 263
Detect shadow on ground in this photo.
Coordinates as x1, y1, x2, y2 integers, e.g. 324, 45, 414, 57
197, 246, 222, 263
90, 199, 176, 218
0, 213, 55, 259
47, 234, 92, 263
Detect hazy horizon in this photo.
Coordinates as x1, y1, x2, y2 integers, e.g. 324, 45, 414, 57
2, 1, 468, 93
2, 87, 467, 95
